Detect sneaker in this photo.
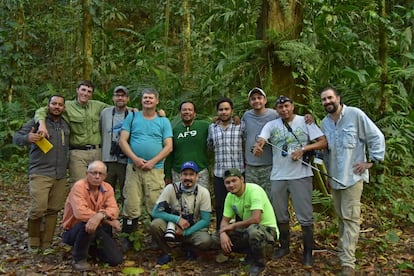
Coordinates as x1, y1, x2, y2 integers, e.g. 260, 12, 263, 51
156, 254, 171, 265
248, 264, 265, 276
341, 266, 355, 276
72, 259, 91, 271
185, 250, 197, 261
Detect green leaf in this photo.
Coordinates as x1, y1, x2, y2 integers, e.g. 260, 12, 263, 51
385, 230, 399, 243
122, 267, 145, 275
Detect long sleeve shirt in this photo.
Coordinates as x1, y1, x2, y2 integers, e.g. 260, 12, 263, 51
62, 178, 119, 230
13, 115, 70, 179
321, 105, 385, 189
35, 100, 109, 147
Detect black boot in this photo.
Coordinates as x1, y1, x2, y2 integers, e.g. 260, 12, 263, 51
272, 222, 290, 259
302, 225, 314, 267
121, 218, 139, 252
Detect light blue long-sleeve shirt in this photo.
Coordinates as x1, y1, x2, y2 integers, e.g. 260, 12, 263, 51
321, 105, 385, 189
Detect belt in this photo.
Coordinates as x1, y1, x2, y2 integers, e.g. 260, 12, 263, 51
70, 144, 100, 150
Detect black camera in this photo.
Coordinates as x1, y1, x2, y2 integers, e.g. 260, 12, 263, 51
281, 143, 288, 157
110, 141, 123, 157
302, 150, 315, 164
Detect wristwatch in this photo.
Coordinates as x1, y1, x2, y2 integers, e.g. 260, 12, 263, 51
301, 146, 306, 153
100, 211, 107, 220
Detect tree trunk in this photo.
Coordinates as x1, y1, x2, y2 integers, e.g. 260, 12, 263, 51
82, 0, 93, 80
378, 0, 387, 116
257, 0, 306, 102
182, 0, 191, 88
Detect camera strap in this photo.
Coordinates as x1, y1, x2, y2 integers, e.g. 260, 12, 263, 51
282, 119, 303, 147
173, 182, 198, 215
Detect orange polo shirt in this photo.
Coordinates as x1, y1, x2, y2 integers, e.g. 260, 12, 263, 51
62, 178, 119, 230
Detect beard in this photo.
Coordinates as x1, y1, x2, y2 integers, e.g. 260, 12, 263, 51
324, 102, 339, 114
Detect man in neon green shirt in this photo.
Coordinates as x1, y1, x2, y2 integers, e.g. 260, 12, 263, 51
35, 80, 109, 184
218, 168, 278, 276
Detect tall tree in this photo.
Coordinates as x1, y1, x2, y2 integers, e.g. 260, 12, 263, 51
257, 0, 306, 102
82, 0, 93, 79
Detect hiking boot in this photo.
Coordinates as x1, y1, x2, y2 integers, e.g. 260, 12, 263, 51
156, 254, 171, 265
248, 264, 265, 276
72, 259, 91, 271
185, 250, 197, 261
341, 266, 355, 276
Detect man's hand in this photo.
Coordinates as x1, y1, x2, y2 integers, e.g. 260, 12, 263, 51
37, 120, 49, 138
28, 127, 42, 143
353, 162, 373, 175
85, 212, 105, 234
304, 114, 315, 124
219, 232, 233, 253
106, 219, 121, 232
141, 159, 156, 171
177, 217, 191, 230
164, 178, 172, 185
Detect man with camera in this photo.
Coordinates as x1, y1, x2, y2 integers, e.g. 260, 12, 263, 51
100, 85, 131, 204
253, 95, 327, 267
149, 161, 212, 265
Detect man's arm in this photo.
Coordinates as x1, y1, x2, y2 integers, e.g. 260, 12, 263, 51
220, 209, 262, 233
13, 119, 39, 146
253, 137, 267, 156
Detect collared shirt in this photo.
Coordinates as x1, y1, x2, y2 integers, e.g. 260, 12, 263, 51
35, 100, 109, 146
207, 121, 244, 177
61, 178, 119, 230
321, 104, 385, 189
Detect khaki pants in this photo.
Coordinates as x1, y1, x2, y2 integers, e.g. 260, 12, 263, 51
331, 180, 363, 269
28, 174, 67, 219
122, 164, 164, 219
69, 149, 101, 185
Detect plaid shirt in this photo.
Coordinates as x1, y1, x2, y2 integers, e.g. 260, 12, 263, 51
207, 121, 244, 177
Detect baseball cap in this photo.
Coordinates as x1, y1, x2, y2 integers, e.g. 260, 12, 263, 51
224, 168, 242, 179
113, 85, 129, 95
180, 161, 199, 173
248, 87, 266, 98
275, 95, 293, 106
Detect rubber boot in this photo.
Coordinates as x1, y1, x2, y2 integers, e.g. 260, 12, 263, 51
121, 217, 139, 252
41, 214, 58, 249
302, 225, 314, 267
272, 222, 290, 259
28, 218, 42, 251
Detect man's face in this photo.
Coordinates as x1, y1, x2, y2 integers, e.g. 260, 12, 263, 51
76, 85, 93, 105
141, 93, 159, 109
86, 165, 107, 187
217, 102, 233, 123
275, 102, 294, 120
249, 93, 267, 111
321, 89, 341, 114
224, 176, 244, 196
180, 103, 196, 125
180, 169, 198, 188
48, 96, 65, 117
113, 91, 129, 109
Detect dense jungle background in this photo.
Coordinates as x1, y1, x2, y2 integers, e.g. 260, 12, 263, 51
1, 0, 413, 275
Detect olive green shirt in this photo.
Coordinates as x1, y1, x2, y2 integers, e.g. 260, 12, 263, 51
35, 100, 109, 146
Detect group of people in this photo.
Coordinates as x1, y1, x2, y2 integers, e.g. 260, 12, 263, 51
13, 81, 385, 276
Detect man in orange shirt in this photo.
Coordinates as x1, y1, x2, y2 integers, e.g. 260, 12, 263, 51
62, 160, 122, 271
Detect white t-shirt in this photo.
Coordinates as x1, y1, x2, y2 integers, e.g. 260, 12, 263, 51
259, 115, 324, 180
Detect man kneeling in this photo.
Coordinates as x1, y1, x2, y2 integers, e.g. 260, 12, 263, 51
149, 161, 212, 265
62, 160, 123, 271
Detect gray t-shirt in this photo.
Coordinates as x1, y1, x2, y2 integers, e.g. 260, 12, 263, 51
242, 108, 279, 166
100, 107, 129, 163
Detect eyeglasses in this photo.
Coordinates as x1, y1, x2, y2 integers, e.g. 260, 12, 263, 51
88, 171, 106, 177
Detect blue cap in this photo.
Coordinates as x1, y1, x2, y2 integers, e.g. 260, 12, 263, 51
180, 161, 199, 173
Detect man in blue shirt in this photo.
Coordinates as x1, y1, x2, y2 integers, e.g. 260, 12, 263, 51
320, 87, 385, 276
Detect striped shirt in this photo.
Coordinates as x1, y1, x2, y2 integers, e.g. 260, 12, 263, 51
207, 121, 244, 177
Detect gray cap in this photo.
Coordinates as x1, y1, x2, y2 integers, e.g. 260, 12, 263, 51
113, 85, 129, 95
248, 87, 266, 98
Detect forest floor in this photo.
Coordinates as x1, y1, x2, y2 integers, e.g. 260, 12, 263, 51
0, 177, 413, 276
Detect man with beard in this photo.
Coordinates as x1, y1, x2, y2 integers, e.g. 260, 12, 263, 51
320, 87, 385, 276
119, 88, 173, 250
149, 161, 212, 264
164, 101, 210, 189
13, 95, 70, 252
100, 86, 131, 204
254, 95, 327, 267
207, 97, 244, 231
35, 80, 109, 185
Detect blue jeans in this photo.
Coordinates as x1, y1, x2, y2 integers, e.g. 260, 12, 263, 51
63, 222, 122, 266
